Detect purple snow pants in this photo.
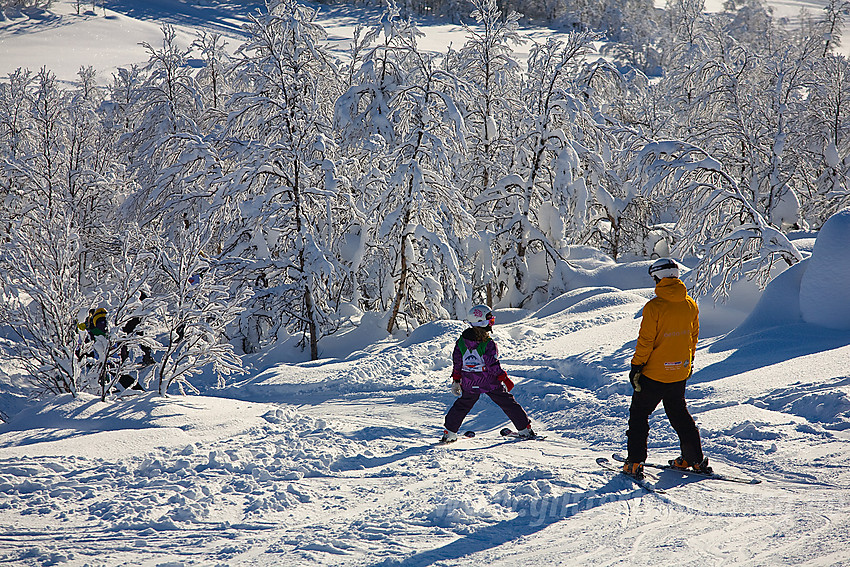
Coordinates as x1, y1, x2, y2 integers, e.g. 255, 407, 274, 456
444, 387, 531, 433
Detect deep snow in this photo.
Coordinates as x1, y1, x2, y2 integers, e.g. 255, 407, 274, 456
800, 208, 850, 329
1, 2, 850, 566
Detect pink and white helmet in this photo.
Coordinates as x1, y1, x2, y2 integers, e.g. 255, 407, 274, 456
468, 305, 495, 328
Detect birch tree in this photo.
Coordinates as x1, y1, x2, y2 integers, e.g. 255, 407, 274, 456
223, 0, 344, 358
483, 30, 606, 306
633, 141, 803, 300
337, 1, 474, 333
454, 0, 524, 305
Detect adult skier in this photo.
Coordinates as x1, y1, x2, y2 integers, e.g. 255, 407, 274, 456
441, 305, 534, 443
622, 258, 712, 479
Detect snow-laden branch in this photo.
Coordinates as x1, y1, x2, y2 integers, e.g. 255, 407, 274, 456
633, 140, 803, 300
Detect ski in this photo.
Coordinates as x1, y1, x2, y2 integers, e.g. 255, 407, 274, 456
597, 457, 665, 494
436, 430, 476, 445
499, 427, 547, 440
611, 454, 761, 485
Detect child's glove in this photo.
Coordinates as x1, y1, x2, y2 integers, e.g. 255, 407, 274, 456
451, 380, 462, 396
499, 374, 514, 392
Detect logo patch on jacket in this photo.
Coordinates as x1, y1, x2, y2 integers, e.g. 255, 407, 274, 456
458, 338, 489, 373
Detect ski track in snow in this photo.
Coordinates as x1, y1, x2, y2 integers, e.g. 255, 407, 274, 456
1, 288, 849, 566
1, 1, 850, 564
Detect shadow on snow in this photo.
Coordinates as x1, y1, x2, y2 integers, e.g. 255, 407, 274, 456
370, 476, 646, 567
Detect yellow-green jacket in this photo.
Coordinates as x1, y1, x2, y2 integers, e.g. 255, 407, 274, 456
631, 277, 699, 383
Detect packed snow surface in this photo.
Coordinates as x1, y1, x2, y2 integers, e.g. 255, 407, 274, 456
1, 2, 850, 566
1, 244, 849, 565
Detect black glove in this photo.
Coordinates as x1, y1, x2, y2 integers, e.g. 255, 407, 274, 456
629, 364, 644, 392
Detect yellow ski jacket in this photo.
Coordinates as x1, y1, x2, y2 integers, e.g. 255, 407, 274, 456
631, 277, 699, 383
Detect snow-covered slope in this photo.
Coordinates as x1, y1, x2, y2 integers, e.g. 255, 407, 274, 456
1, 2, 849, 566
1, 246, 849, 565
4, 0, 843, 85
0, 0, 220, 84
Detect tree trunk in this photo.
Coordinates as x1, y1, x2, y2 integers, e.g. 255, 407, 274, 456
387, 232, 409, 334
305, 279, 318, 360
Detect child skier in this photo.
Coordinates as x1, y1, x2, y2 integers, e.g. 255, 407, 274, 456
441, 305, 534, 443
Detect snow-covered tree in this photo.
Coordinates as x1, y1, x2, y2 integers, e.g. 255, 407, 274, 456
454, 0, 524, 304
121, 24, 218, 235
0, 210, 89, 396
104, 65, 143, 137
222, 0, 346, 357
0, 69, 32, 164
819, 0, 850, 56
192, 31, 231, 116
632, 141, 803, 299
91, 228, 161, 399
483, 30, 606, 306
571, 60, 669, 261
0, 68, 109, 394
0, 0, 52, 12
0, 69, 160, 398
805, 54, 850, 225
337, 1, 474, 332
662, 13, 823, 234
149, 227, 248, 395
0, 69, 34, 244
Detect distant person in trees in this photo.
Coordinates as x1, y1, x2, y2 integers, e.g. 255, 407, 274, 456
75, 307, 107, 360
85, 307, 108, 339
441, 305, 534, 443
76, 307, 113, 394
622, 259, 711, 479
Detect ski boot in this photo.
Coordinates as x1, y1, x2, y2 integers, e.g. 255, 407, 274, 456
517, 426, 536, 439
622, 461, 645, 480
440, 429, 459, 443
670, 456, 713, 474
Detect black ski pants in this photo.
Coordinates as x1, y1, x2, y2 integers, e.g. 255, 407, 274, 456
627, 375, 704, 465
445, 387, 530, 433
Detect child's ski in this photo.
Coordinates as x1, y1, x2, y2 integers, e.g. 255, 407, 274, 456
597, 457, 665, 493
499, 428, 547, 440
611, 454, 761, 484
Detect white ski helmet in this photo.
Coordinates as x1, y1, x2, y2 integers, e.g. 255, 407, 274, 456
467, 304, 494, 328
648, 258, 680, 280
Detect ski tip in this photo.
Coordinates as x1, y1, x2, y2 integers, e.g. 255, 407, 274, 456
499, 428, 513, 436
596, 457, 610, 465
463, 430, 476, 438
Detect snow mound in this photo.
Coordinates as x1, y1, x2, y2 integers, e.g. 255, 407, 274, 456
799, 208, 850, 329
531, 287, 645, 319
733, 260, 805, 332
